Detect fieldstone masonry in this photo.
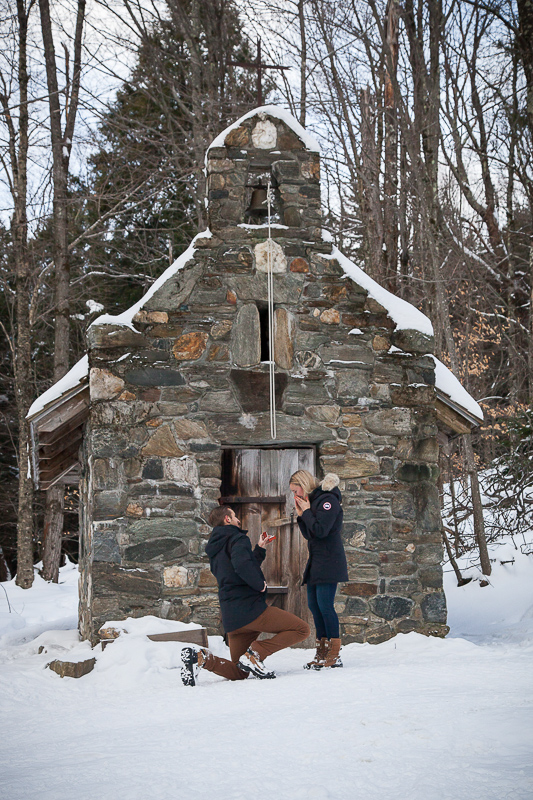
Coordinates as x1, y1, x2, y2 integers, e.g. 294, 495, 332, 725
79, 109, 448, 644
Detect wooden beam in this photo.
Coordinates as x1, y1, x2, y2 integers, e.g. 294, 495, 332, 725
38, 405, 89, 446
99, 627, 209, 648
39, 427, 84, 460
267, 517, 291, 527
36, 388, 89, 437
50, 466, 80, 485
147, 629, 209, 647
435, 398, 473, 435
39, 444, 82, 483
220, 495, 285, 504
40, 464, 81, 491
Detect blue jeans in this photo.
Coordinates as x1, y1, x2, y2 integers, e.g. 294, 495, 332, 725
306, 583, 339, 639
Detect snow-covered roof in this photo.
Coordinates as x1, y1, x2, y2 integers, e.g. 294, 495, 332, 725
327, 249, 483, 420
26, 106, 481, 427
432, 356, 483, 422
27, 355, 89, 420
90, 231, 212, 331
334, 247, 433, 336
207, 105, 321, 153
26, 232, 213, 420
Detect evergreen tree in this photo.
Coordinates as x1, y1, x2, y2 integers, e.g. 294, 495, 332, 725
82, 0, 257, 317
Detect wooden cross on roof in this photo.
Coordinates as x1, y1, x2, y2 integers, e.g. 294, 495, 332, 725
231, 38, 290, 107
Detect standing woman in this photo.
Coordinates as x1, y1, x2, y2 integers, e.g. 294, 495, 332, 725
289, 470, 348, 670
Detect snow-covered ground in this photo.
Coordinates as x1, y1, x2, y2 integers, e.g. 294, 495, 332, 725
1, 545, 532, 800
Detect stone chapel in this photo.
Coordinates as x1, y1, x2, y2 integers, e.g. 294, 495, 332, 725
27, 106, 484, 646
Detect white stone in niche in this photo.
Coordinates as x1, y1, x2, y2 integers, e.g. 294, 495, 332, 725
252, 120, 277, 149
255, 240, 287, 273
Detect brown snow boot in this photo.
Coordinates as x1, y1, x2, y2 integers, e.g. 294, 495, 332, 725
323, 638, 343, 668
304, 637, 328, 670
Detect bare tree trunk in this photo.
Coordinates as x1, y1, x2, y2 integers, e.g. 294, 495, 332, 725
516, 0, 533, 137
42, 484, 64, 578
14, 242, 34, 588
398, 132, 409, 300
529, 243, 533, 403
444, 292, 491, 575
442, 527, 471, 586
359, 87, 383, 280
6, 0, 35, 588
403, 0, 491, 572
464, 437, 491, 576
504, 51, 518, 402
298, 0, 307, 126
383, 0, 399, 293
39, 0, 85, 582
167, 0, 207, 228
447, 454, 462, 554
515, 1, 533, 404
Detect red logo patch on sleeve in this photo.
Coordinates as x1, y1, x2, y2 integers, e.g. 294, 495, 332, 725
322, 501, 332, 511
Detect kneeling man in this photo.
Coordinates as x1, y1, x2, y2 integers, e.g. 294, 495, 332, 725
181, 505, 310, 686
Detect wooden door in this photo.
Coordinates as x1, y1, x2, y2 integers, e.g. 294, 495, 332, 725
220, 447, 315, 646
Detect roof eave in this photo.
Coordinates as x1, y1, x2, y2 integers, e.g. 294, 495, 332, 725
435, 388, 483, 431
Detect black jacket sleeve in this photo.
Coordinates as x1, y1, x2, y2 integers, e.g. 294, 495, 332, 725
229, 535, 266, 592
300, 495, 341, 540
253, 544, 266, 564
297, 516, 310, 540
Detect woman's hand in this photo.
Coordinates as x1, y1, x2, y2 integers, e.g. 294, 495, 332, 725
294, 495, 310, 516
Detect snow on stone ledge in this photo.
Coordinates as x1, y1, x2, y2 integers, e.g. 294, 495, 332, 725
207, 105, 321, 153
102, 616, 203, 637
432, 356, 484, 421
90, 230, 212, 332
27, 232, 211, 418
27, 354, 88, 419
331, 247, 434, 336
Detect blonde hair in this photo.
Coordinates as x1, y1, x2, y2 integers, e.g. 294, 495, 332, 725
289, 470, 319, 496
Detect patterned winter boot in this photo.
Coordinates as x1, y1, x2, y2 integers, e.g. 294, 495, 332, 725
322, 638, 343, 668
238, 647, 276, 679
304, 637, 328, 670
180, 646, 209, 686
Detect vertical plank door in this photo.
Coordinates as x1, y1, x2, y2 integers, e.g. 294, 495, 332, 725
224, 447, 315, 647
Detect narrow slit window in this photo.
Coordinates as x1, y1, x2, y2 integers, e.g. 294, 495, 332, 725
257, 303, 270, 362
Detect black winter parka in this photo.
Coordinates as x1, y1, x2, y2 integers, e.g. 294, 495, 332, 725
298, 485, 348, 585
205, 524, 267, 633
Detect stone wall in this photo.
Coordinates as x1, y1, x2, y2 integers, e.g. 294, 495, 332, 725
79, 111, 448, 644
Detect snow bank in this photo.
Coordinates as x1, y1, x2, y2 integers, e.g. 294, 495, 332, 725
432, 355, 483, 421
207, 105, 321, 153
2, 539, 533, 799
26, 355, 88, 419
333, 246, 434, 335
101, 615, 203, 637
90, 230, 212, 332
445, 538, 533, 643
0, 559, 79, 646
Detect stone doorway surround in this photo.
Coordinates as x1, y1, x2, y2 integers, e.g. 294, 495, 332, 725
220, 446, 315, 646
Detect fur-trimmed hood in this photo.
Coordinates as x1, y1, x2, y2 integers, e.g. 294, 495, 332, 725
320, 473, 340, 492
